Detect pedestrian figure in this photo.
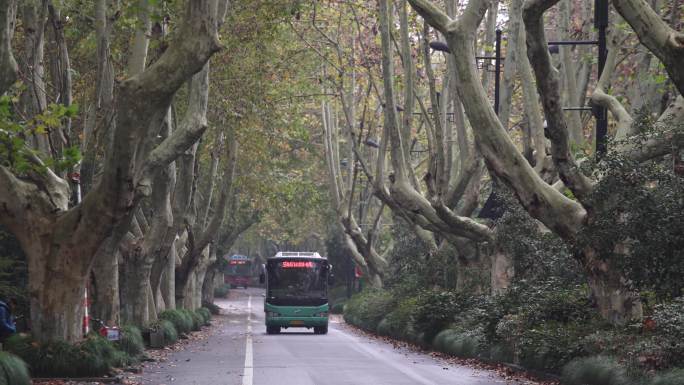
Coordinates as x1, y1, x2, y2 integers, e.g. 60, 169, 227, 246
0, 298, 17, 342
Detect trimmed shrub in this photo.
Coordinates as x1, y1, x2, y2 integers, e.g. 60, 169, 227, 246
159, 309, 193, 334
160, 319, 178, 344
4, 334, 124, 377
176, 309, 202, 331
190, 310, 204, 331
117, 325, 145, 359
433, 329, 482, 358
197, 307, 212, 325
0, 351, 31, 385
80, 334, 128, 375
562, 356, 629, 385
650, 369, 684, 385
202, 301, 221, 315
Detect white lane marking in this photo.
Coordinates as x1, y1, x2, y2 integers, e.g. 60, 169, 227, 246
242, 295, 253, 385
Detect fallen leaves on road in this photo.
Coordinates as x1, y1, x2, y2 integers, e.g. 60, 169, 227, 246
341, 322, 559, 385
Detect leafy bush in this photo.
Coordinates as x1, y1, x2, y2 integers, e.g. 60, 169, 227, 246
562, 356, 629, 385
650, 369, 684, 385
376, 296, 417, 340
578, 128, 684, 299
0, 351, 30, 385
330, 301, 346, 314
412, 290, 472, 343
343, 289, 395, 332
214, 284, 230, 298
159, 309, 194, 334
518, 321, 590, 372
196, 308, 212, 325
116, 325, 145, 359
649, 298, 684, 367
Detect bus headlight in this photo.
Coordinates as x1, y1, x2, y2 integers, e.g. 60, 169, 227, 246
314, 312, 328, 317
266, 311, 280, 318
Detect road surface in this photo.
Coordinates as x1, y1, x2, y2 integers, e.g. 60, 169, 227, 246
136, 288, 516, 385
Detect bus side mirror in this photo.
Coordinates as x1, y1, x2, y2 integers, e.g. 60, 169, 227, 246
259, 273, 265, 284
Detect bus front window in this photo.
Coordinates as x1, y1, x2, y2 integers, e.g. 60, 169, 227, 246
267, 260, 328, 305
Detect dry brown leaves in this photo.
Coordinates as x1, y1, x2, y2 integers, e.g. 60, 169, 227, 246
341, 322, 560, 385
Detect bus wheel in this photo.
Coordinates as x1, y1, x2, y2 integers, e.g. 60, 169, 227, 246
314, 325, 328, 335
266, 326, 280, 334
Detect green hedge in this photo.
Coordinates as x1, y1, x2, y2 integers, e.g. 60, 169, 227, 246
343, 289, 395, 332
197, 307, 212, 325
117, 325, 145, 359
159, 309, 194, 334
160, 319, 178, 344
0, 351, 30, 385
4, 334, 129, 378
202, 301, 221, 315
561, 356, 628, 385
179, 309, 203, 331
433, 329, 482, 359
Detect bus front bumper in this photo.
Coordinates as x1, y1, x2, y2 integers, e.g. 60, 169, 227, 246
264, 303, 329, 328
265, 316, 329, 328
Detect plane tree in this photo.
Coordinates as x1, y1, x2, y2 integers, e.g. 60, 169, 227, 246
0, 0, 226, 342
404, 0, 683, 324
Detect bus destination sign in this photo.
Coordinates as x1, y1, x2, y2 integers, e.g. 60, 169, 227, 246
281, 261, 314, 269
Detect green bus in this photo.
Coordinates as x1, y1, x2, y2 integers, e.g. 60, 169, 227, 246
262, 252, 331, 335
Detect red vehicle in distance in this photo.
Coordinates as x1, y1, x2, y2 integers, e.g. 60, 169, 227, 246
224, 254, 253, 289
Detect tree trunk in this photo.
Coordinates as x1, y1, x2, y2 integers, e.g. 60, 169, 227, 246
19, 213, 90, 342
90, 244, 120, 325
120, 255, 154, 326
489, 247, 514, 295
162, 242, 177, 310
582, 248, 643, 325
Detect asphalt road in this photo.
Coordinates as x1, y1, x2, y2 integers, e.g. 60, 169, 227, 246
137, 288, 513, 385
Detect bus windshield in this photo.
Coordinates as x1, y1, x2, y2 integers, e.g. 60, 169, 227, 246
267, 259, 328, 306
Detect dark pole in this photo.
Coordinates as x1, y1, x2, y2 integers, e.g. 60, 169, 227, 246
594, 0, 609, 156
494, 29, 502, 116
